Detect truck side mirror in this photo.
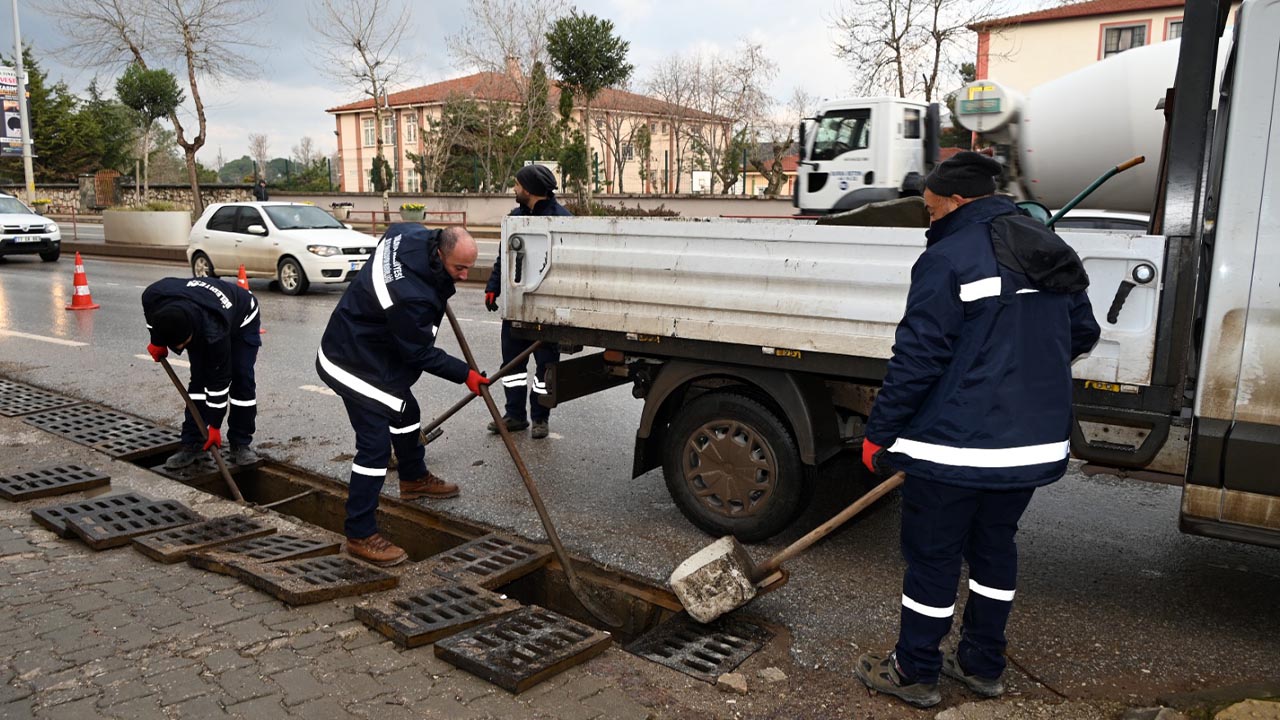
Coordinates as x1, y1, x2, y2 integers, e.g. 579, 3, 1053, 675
924, 104, 942, 171
798, 120, 807, 161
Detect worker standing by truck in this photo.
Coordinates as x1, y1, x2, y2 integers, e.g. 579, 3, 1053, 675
484, 164, 572, 440
854, 152, 1101, 708
317, 224, 490, 567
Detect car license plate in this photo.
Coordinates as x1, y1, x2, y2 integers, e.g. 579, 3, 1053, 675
349, 260, 365, 271
14, 235, 42, 243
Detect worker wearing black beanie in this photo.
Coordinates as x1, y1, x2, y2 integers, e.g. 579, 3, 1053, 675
514, 163, 558, 198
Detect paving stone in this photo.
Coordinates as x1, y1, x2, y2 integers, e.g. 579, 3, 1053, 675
270, 667, 327, 707
93, 679, 154, 709
213, 667, 274, 703
1, 699, 37, 720
313, 670, 396, 704
33, 697, 100, 719
203, 649, 254, 675
218, 618, 285, 647
291, 697, 353, 720
140, 656, 199, 679
169, 694, 230, 718
225, 694, 288, 719
102, 694, 168, 720
252, 649, 307, 676
349, 643, 414, 675
148, 667, 212, 707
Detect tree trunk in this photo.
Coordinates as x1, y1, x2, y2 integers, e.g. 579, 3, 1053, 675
142, 125, 151, 205
184, 147, 201, 215
582, 100, 593, 202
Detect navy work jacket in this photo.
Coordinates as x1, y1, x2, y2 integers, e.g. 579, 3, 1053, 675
485, 195, 572, 297
316, 224, 469, 420
865, 195, 1102, 489
142, 277, 261, 428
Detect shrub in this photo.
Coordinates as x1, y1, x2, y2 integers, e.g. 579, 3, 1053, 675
561, 201, 679, 217
110, 201, 187, 212
400, 202, 425, 211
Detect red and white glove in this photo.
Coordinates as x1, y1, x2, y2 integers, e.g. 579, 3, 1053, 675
465, 370, 491, 396
146, 343, 168, 362
203, 427, 222, 451
484, 292, 498, 312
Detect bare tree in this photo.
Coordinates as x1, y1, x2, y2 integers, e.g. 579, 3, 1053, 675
646, 54, 699, 192
292, 137, 321, 168
49, 0, 263, 216
447, 0, 567, 97
248, 133, 270, 181
599, 105, 641, 193
687, 42, 777, 193
832, 0, 1004, 101
309, 0, 412, 212
749, 89, 817, 197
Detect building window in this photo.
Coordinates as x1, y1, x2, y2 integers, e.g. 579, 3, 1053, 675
382, 117, 395, 146
362, 118, 375, 147
1166, 20, 1183, 40
406, 166, 420, 193
1102, 24, 1146, 58
405, 114, 418, 145
623, 143, 634, 161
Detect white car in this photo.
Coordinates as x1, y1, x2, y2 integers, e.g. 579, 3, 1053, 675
187, 202, 375, 295
0, 192, 61, 262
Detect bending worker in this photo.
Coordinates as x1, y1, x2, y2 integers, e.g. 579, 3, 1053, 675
855, 152, 1101, 708
142, 277, 262, 468
483, 163, 571, 440
317, 224, 490, 567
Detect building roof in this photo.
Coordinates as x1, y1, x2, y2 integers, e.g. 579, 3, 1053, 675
326, 71, 728, 123
971, 0, 1185, 30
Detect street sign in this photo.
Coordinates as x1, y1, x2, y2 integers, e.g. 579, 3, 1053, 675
0, 66, 23, 158
959, 98, 1002, 115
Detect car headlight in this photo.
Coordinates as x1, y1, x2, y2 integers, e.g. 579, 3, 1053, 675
45, 223, 57, 233
307, 245, 340, 257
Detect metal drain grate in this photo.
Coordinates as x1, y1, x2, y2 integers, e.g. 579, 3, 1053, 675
233, 555, 398, 605
429, 534, 551, 589
356, 583, 522, 648
0, 464, 110, 501
31, 493, 152, 538
0, 379, 78, 417
66, 500, 203, 550
187, 534, 341, 576
24, 404, 181, 460
625, 614, 772, 683
132, 515, 275, 564
435, 606, 613, 693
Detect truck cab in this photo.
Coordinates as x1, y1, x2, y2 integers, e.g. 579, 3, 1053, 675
795, 97, 938, 215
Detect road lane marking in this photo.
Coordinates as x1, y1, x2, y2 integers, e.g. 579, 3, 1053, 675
135, 354, 190, 368
300, 384, 337, 397
457, 317, 502, 325
0, 329, 88, 347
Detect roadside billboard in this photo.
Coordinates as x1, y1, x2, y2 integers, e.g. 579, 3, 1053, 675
1, 66, 25, 158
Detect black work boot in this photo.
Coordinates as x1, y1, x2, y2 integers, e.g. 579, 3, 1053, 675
487, 415, 529, 434
531, 420, 549, 439
228, 445, 259, 466
164, 444, 204, 470
855, 652, 941, 709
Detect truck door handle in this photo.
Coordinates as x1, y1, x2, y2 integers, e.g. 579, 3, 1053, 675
1106, 281, 1136, 324
510, 236, 525, 284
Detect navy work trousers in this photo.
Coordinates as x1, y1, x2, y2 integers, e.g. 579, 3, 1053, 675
179, 338, 259, 448
342, 394, 425, 539
894, 476, 1036, 684
499, 320, 558, 422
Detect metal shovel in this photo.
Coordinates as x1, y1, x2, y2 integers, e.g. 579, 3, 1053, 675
158, 356, 245, 503
419, 341, 542, 445
443, 304, 622, 628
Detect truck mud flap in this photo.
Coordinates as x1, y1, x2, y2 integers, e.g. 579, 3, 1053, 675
543, 351, 629, 409
1070, 406, 1171, 468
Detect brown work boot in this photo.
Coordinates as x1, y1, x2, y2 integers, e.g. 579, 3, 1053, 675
399, 472, 460, 500
345, 533, 407, 567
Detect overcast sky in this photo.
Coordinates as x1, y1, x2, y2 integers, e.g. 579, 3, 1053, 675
8, 0, 1043, 165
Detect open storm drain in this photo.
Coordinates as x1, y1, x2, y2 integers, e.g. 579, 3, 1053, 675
356, 582, 523, 648
434, 606, 613, 693
0, 379, 78, 417
231, 555, 398, 606
428, 533, 552, 589
67, 499, 203, 550
132, 515, 276, 564
23, 404, 180, 460
0, 464, 110, 501
626, 614, 773, 683
31, 492, 153, 538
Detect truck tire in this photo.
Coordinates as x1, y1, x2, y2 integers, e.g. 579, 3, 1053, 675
663, 391, 807, 542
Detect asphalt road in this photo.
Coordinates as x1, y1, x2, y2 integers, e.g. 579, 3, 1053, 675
1, 255, 1278, 708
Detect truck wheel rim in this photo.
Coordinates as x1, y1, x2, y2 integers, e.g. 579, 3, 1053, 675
682, 420, 777, 518
281, 263, 298, 289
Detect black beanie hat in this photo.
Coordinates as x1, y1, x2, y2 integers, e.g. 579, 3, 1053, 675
515, 164, 557, 197
149, 305, 192, 348
925, 151, 1002, 198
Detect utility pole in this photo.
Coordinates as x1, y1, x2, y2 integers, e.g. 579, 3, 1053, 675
10, 0, 35, 203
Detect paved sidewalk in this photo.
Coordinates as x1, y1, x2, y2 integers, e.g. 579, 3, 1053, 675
0, 417, 656, 720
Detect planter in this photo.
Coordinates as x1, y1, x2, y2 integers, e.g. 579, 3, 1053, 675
32, 206, 48, 216
332, 206, 352, 220
103, 209, 192, 247
399, 208, 425, 222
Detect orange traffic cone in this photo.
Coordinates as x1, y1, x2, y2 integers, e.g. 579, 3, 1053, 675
237, 264, 266, 334
65, 252, 100, 311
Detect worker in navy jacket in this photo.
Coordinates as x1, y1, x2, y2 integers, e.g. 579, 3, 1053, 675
317, 224, 489, 567
483, 163, 572, 440
142, 277, 262, 469
855, 152, 1101, 708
